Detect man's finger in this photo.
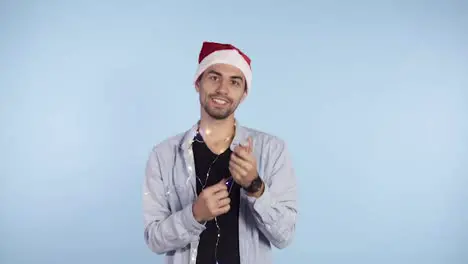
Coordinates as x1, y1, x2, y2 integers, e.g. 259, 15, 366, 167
229, 160, 247, 177
247, 137, 253, 153
217, 197, 231, 207
230, 153, 251, 169
214, 189, 229, 200
233, 147, 251, 162
206, 179, 227, 194
217, 177, 227, 185
215, 204, 231, 215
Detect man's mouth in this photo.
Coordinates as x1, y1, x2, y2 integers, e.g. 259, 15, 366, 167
211, 96, 230, 106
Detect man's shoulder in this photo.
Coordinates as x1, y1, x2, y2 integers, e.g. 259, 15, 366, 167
149, 130, 187, 154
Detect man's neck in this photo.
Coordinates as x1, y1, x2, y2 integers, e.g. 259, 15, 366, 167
199, 117, 235, 142
198, 116, 236, 153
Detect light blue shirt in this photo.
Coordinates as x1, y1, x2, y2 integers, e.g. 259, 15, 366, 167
142, 121, 298, 263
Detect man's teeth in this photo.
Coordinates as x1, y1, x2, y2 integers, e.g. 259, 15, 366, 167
213, 98, 227, 104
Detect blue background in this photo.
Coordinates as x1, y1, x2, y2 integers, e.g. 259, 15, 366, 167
1, 1, 467, 263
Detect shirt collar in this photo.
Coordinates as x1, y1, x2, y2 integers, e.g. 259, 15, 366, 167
179, 119, 249, 151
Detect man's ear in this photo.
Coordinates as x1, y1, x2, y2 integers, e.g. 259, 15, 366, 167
240, 81, 248, 102
195, 75, 202, 93
240, 90, 248, 102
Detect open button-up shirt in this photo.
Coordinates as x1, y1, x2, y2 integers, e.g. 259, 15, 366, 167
142, 121, 298, 263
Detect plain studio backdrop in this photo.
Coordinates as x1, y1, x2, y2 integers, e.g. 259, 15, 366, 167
1, 1, 467, 264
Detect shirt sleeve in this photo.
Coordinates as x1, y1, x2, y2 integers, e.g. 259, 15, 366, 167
142, 148, 206, 254
245, 139, 298, 249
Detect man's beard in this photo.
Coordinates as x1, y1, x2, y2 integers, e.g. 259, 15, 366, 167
202, 95, 238, 120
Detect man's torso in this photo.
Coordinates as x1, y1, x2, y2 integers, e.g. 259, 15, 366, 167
152, 122, 284, 263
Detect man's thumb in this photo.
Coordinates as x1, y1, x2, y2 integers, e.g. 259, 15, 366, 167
218, 177, 227, 185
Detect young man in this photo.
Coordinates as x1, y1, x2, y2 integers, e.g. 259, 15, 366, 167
142, 41, 297, 264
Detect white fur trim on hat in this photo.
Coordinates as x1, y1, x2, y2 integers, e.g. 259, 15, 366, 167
194, 49, 252, 91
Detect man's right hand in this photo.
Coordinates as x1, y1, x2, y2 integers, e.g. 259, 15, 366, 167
192, 178, 231, 222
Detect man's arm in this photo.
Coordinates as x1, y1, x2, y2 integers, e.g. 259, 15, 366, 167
245, 140, 297, 249
143, 148, 206, 254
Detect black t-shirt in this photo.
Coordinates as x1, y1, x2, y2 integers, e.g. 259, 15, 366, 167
192, 132, 241, 264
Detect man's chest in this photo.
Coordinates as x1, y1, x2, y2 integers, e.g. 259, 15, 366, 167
160, 141, 270, 212
192, 141, 232, 191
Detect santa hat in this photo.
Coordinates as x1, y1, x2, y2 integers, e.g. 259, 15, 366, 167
194, 41, 252, 91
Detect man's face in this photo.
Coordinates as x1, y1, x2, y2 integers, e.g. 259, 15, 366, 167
196, 63, 247, 120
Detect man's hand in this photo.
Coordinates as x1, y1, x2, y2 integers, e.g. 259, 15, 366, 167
192, 178, 231, 222
229, 137, 260, 189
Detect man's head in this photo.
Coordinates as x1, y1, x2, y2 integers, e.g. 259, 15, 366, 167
194, 42, 252, 120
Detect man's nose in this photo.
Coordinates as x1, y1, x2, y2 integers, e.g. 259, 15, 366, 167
215, 79, 229, 94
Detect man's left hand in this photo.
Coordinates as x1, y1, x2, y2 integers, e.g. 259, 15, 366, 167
229, 137, 259, 189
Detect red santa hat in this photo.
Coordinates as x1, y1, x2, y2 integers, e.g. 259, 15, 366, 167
194, 41, 252, 91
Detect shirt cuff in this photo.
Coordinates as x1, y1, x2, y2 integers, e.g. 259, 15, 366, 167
245, 183, 273, 219
182, 203, 206, 236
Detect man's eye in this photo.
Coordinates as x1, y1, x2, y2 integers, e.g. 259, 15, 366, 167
231, 80, 240, 86
209, 76, 218, 81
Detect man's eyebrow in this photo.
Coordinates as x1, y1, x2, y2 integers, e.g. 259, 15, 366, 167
230, 75, 244, 82
206, 70, 244, 82
206, 70, 222, 76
